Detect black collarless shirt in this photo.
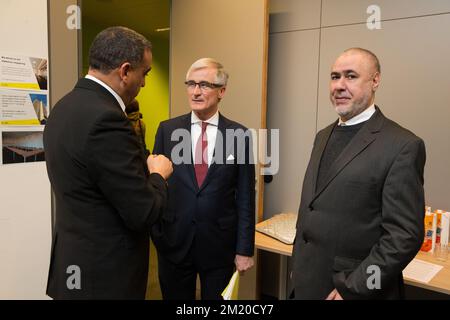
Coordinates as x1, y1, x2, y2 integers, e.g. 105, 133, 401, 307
316, 121, 366, 192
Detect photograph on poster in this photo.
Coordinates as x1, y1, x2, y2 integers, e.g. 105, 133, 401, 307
0, 54, 48, 91
29, 57, 47, 90
29, 93, 48, 124
1, 89, 47, 125
2, 130, 45, 164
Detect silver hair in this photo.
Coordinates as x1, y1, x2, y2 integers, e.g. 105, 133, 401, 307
186, 58, 229, 86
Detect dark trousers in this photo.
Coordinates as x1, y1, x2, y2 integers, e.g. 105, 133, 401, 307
157, 246, 234, 300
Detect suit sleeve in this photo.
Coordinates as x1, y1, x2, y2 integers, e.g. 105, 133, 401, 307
333, 138, 426, 299
85, 110, 168, 232
235, 130, 256, 256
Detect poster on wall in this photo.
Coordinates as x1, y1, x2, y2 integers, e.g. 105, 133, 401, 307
1, 89, 49, 125
0, 53, 49, 126
1, 128, 45, 165
1, 54, 48, 91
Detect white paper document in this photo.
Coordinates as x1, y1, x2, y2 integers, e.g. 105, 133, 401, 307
403, 259, 443, 283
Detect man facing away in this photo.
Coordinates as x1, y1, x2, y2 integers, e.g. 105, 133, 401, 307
152, 58, 255, 300
44, 26, 172, 299
292, 48, 426, 299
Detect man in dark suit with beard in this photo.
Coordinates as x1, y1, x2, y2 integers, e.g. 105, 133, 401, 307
44, 26, 173, 299
292, 48, 426, 299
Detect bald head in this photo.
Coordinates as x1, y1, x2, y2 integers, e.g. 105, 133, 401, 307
342, 48, 380, 74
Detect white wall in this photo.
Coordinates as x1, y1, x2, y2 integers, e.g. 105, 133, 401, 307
0, 0, 51, 299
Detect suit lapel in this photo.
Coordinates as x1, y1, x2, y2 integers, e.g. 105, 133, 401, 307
310, 107, 384, 205
310, 121, 337, 195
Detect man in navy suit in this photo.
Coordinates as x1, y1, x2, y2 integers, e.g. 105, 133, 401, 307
152, 58, 255, 300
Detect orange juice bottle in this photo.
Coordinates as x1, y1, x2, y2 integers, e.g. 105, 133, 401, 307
421, 206, 434, 252
434, 209, 444, 245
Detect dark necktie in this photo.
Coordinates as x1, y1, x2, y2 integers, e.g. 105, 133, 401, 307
194, 121, 208, 187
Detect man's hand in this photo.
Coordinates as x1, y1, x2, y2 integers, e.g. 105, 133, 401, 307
235, 255, 254, 273
326, 289, 343, 300
147, 154, 173, 180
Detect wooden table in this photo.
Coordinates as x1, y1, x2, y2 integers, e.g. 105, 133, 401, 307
255, 227, 450, 296
403, 251, 450, 295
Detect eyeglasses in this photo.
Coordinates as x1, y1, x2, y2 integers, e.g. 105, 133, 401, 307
184, 80, 223, 91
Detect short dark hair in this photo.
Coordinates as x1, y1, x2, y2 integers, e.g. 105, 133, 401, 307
89, 26, 152, 73
344, 47, 381, 73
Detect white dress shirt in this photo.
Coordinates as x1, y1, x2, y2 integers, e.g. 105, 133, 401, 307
191, 111, 219, 167
85, 74, 126, 113
338, 104, 376, 126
